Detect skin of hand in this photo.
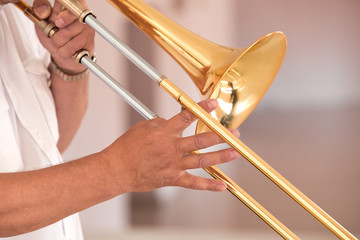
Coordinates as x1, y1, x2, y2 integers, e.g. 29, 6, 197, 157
102, 99, 241, 193
33, 0, 95, 74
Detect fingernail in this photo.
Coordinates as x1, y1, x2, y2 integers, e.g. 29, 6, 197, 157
35, 5, 51, 19
216, 183, 227, 191
55, 18, 65, 28
208, 99, 218, 109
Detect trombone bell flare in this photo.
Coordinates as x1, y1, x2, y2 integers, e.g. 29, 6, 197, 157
107, 0, 286, 132
197, 31, 287, 133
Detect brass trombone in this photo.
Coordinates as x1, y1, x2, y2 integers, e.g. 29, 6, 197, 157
14, 0, 357, 239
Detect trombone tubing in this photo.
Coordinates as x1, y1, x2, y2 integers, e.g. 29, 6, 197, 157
74, 3, 356, 240
13, 2, 299, 239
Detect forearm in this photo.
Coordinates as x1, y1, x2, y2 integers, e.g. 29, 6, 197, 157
50, 72, 89, 153
0, 152, 120, 237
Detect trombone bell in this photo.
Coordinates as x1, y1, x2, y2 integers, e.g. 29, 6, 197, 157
200, 32, 287, 132
107, 0, 287, 133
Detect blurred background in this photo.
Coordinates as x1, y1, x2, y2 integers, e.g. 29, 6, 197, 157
61, 0, 360, 239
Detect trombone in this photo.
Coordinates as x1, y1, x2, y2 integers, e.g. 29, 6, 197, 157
14, 1, 357, 239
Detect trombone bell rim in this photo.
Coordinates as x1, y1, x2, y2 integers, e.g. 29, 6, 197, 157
196, 31, 287, 133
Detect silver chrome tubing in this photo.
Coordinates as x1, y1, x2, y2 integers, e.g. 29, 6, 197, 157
84, 15, 163, 83
81, 55, 157, 120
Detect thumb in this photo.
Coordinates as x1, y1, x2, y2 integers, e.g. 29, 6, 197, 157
33, 0, 51, 19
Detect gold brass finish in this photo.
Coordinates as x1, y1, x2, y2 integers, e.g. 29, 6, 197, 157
108, 0, 286, 133
74, 49, 90, 63
14, 1, 58, 38
203, 165, 297, 239
56, 0, 93, 23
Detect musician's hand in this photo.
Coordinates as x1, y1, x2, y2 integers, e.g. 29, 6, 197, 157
102, 99, 241, 193
33, 0, 95, 74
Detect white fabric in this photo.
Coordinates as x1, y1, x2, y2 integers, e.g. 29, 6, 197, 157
0, 4, 83, 240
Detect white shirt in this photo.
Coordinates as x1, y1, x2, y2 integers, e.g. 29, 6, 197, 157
0, 4, 83, 240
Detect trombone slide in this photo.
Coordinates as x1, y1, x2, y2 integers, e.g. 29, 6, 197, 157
15, 0, 358, 239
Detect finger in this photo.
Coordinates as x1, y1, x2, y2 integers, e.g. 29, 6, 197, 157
178, 131, 224, 153
33, 0, 52, 19
51, 21, 85, 48
192, 99, 218, 113
52, 3, 78, 28
56, 27, 94, 58
178, 127, 239, 153
52, 1, 63, 15
229, 128, 240, 138
175, 171, 227, 191
168, 99, 218, 134
181, 148, 240, 170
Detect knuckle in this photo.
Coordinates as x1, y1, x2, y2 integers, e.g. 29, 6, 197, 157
58, 47, 71, 58
190, 181, 200, 190
194, 134, 206, 149
202, 132, 223, 146
179, 110, 193, 124
197, 154, 206, 168
152, 117, 166, 126
213, 151, 227, 165
53, 40, 64, 50
220, 152, 227, 164
61, 28, 72, 40
212, 132, 225, 144
163, 172, 181, 187
144, 117, 165, 128
52, 32, 70, 48
162, 176, 172, 187
51, 36, 63, 48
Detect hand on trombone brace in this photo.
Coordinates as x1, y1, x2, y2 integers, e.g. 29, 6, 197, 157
0, 0, 241, 238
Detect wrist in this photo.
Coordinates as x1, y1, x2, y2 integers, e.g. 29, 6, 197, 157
49, 60, 89, 82
49, 55, 96, 82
